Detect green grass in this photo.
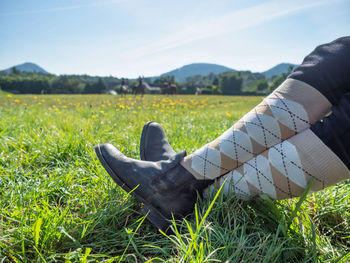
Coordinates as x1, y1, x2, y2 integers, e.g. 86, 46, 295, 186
0, 90, 9, 95
0, 94, 349, 262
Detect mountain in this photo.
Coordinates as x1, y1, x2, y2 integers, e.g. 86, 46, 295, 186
161, 63, 235, 82
1, 62, 49, 74
262, 63, 296, 79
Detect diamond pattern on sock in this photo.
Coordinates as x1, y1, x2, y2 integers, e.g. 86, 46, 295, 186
222, 169, 250, 200
219, 129, 254, 162
244, 155, 277, 199
243, 112, 282, 148
219, 135, 327, 200
191, 147, 223, 179
265, 96, 310, 132
187, 95, 311, 179
269, 141, 307, 188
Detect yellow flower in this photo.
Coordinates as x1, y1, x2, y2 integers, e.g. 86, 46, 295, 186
14, 99, 20, 103
48, 108, 53, 111
7, 94, 13, 98
226, 113, 232, 117
132, 111, 137, 114
33, 96, 38, 100
100, 110, 104, 114
54, 108, 59, 112
92, 115, 97, 119
62, 105, 67, 109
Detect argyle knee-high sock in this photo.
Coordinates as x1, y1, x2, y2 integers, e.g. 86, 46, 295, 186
210, 129, 350, 200
181, 79, 331, 180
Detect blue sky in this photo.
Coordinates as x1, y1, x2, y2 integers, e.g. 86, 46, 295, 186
0, 0, 349, 78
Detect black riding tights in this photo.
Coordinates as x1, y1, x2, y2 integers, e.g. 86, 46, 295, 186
288, 36, 350, 168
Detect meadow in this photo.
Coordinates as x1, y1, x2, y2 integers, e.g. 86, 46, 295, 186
0, 94, 349, 262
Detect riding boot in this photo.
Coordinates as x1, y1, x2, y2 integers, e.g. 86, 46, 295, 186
140, 121, 177, 161
95, 143, 213, 230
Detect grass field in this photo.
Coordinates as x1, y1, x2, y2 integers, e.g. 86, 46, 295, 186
0, 94, 349, 262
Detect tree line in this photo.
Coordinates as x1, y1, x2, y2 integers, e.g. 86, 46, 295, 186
0, 66, 293, 95
0, 70, 107, 94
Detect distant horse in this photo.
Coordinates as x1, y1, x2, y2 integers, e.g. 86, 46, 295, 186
167, 84, 177, 95
119, 85, 129, 96
162, 82, 177, 95
133, 84, 145, 95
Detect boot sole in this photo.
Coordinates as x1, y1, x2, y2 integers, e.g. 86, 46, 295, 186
95, 144, 171, 231
140, 121, 154, 161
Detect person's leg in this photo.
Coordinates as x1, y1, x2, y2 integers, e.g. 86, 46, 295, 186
96, 95, 350, 230
181, 36, 350, 181
310, 93, 350, 168
212, 94, 350, 199
96, 37, 350, 230
139, 37, 350, 166
289, 36, 350, 105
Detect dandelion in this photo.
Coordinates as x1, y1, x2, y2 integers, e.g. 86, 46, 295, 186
132, 111, 137, 114
62, 105, 67, 109
92, 115, 97, 119
33, 96, 38, 100
226, 113, 232, 117
100, 110, 104, 114
48, 108, 53, 111
38, 102, 42, 105
54, 108, 59, 112
101, 104, 105, 108
14, 99, 20, 103
137, 106, 142, 109
7, 94, 13, 98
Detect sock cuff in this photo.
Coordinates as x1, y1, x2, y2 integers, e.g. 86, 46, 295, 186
271, 78, 332, 124
289, 129, 350, 191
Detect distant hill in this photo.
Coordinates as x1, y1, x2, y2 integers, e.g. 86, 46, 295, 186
161, 63, 235, 82
262, 63, 296, 79
1, 62, 49, 74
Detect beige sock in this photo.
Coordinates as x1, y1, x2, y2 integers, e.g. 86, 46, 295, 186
210, 129, 350, 200
182, 79, 332, 180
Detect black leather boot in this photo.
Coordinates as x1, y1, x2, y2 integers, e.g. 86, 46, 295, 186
95, 143, 213, 230
140, 121, 177, 161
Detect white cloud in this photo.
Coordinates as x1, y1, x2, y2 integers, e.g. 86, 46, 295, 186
122, 0, 337, 59
0, 0, 126, 16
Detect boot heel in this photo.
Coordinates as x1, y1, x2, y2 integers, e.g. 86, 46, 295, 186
141, 205, 170, 231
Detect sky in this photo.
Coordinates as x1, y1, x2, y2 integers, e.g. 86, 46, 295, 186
0, 0, 349, 78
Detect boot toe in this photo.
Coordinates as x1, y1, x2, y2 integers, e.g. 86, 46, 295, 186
96, 143, 124, 163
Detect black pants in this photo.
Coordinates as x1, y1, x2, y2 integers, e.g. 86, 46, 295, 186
288, 36, 350, 168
